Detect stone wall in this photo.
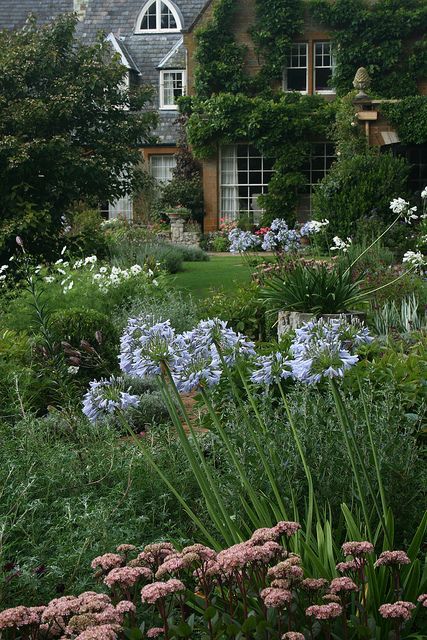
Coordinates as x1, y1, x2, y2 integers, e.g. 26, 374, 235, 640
170, 219, 201, 247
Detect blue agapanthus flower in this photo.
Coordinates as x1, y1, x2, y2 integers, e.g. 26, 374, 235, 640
289, 318, 372, 384
190, 318, 256, 365
250, 352, 293, 386
262, 219, 301, 252
229, 228, 260, 253
172, 334, 222, 394
83, 376, 140, 423
120, 319, 177, 378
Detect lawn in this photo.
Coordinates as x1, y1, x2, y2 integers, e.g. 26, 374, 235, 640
171, 254, 253, 299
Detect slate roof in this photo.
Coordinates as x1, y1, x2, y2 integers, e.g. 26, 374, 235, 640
0, 0, 74, 30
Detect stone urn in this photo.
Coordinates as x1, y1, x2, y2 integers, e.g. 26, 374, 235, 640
278, 310, 367, 338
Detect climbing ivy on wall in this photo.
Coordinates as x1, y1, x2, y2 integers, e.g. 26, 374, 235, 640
309, 0, 427, 98
188, 0, 427, 223
381, 97, 427, 144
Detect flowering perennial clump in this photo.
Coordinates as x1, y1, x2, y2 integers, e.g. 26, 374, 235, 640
228, 228, 260, 253
82, 377, 139, 423
0, 524, 424, 640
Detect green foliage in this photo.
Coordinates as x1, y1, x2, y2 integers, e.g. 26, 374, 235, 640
371, 295, 427, 336
65, 209, 108, 259
0, 15, 157, 262
309, 0, 427, 98
251, 0, 304, 82
110, 241, 184, 274
161, 176, 204, 222
312, 151, 410, 238
259, 263, 366, 314
48, 308, 120, 379
186, 93, 333, 225
194, 0, 248, 97
0, 417, 202, 607
381, 96, 427, 144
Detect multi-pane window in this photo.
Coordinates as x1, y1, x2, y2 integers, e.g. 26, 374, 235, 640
314, 42, 335, 93
299, 142, 336, 215
160, 70, 185, 109
220, 145, 275, 222
150, 154, 177, 183
284, 43, 308, 92
137, 0, 180, 32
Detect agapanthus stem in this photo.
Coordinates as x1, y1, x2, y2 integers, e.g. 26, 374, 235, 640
344, 212, 402, 276
278, 382, 314, 543
329, 380, 373, 540
356, 377, 391, 545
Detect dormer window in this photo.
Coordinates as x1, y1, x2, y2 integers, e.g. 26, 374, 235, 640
160, 70, 185, 109
136, 0, 181, 33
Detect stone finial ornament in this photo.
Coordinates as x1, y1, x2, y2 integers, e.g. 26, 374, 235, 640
353, 67, 371, 101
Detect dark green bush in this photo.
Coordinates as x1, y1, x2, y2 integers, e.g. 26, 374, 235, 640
65, 209, 108, 258
312, 151, 410, 240
49, 308, 120, 379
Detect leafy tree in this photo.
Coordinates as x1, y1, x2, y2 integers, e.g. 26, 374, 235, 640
0, 14, 157, 259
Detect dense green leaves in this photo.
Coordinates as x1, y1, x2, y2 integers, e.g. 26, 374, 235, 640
381, 96, 427, 144
0, 15, 157, 260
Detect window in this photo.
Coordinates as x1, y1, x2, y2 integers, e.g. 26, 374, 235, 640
314, 42, 335, 93
136, 0, 181, 33
150, 154, 176, 183
160, 70, 185, 109
299, 142, 336, 216
100, 195, 133, 221
284, 43, 308, 93
220, 145, 275, 223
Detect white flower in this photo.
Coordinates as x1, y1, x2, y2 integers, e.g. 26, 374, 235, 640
421, 186, 427, 200
130, 264, 143, 275
99, 266, 108, 273
57, 268, 66, 275
0, 265, 9, 273
68, 366, 79, 375
390, 197, 409, 215
93, 273, 103, 280
73, 259, 83, 269
153, 279, 159, 287
330, 236, 352, 252
402, 250, 426, 273
55, 258, 64, 265
0, 274, 6, 282
61, 245, 67, 255
44, 276, 55, 283
84, 255, 97, 265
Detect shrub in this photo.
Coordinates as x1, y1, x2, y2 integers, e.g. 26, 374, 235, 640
64, 209, 108, 258
48, 308, 120, 379
312, 151, 410, 240
174, 244, 209, 262
110, 241, 184, 274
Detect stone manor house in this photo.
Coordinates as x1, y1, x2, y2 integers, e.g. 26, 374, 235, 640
1, 0, 426, 231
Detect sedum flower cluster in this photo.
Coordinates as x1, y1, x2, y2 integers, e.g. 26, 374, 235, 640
1, 526, 424, 639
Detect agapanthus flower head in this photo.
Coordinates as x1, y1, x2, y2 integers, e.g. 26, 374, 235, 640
402, 251, 426, 274
290, 318, 372, 385
82, 377, 139, 423
330, 236, 352, 252
262, 219, 301, 252
341, 541, 374, 557
306, 603, 343, 620
379, 601, 415, 621
189, 318, 256, 364
250, 352, 293, 386
228, 228, 260, 253
300, 219, 329, 236
390, 197, 419, 223
374, 550, 410, 568
172, 335, 222, 394
120, 319, 177, 378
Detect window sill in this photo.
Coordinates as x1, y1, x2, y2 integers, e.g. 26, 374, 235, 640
160, 106, 179, 111
134, 29, 181, 35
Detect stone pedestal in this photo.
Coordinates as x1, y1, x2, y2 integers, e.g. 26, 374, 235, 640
170, 218, 185, 244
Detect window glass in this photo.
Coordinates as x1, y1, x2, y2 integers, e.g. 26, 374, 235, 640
139, 0, 180, 31
220, 145, 275, 222
161, 71, 184, 108
300, 142, 336, 215
285, 43, 308, 92
141, 1, 157, 29
150, 155, 176, 183
160, 2, 177, 29
314, 42, 334, 92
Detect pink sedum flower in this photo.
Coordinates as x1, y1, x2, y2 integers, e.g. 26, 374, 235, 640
282, 634, 305, 640
417, 593, 427, 607
341, 541, 374, 557
306, 603, 343, 620
146, 628, 165, 637
0, 606, 45, 629
75, 624, 120, 640
261, 587, 292, 608
336, 560, 358, 573
374, 551, 411, 568
141, 579, 185, 604
104, 566, 152, 589
116, 544, 137, 554
379, 601, 415, 621
329, 577, 358, 594
90, 554, 123, 572
301, 578, 328, 591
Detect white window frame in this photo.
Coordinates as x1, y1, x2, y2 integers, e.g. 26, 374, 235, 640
219, 144, 275, 223
135, 0, 181, 34
159, 69, 186, 110
283, 43, 308, 94
150, 154, 177, 183
313, 41, 335, 94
